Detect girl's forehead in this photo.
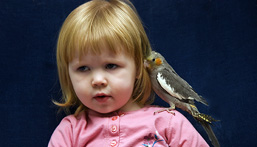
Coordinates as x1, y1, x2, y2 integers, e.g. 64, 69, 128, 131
71, 43, 133, 61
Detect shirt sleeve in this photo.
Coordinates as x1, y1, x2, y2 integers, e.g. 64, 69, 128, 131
48, 116, 76, 147
167, 111, 209, 147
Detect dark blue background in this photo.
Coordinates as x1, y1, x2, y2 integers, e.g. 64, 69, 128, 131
1, 0, 256, 146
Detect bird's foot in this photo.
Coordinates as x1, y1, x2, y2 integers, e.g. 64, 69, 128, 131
154, 108, 175, 115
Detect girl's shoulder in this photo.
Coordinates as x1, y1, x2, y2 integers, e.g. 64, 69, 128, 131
58, 111, 88, 129
48, 111, 88, 147
122, 105, 189, 126
130, 105, 185, 119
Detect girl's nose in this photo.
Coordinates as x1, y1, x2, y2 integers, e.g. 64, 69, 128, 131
91, 72, 107, 88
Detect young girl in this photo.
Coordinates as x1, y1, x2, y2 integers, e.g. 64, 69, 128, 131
48, 0, 209, 146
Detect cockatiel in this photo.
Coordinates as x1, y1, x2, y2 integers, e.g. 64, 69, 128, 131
144, 51, 220, 147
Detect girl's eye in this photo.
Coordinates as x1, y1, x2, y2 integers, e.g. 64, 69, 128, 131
77, 66, 90, 72
106, 64, 118, 70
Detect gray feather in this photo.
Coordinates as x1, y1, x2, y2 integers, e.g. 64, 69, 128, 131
200, 121, 220, 147
157, 66, 208, 106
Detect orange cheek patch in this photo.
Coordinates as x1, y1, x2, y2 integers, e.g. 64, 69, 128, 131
155, 58, 162, 65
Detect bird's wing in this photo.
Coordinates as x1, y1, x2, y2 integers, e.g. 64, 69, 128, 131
156, 68, 192, 101
156, 67, 208, 105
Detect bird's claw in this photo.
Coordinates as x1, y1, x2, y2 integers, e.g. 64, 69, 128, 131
154, 108, 175, 115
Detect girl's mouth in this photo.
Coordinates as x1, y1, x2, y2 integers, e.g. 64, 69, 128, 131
93, 93, 111, 103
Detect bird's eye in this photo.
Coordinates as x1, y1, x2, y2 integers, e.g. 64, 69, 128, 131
152, 58, 156, 62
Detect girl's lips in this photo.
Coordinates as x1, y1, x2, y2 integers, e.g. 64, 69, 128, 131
94, 97, 110, 103
93, 93, 111, 103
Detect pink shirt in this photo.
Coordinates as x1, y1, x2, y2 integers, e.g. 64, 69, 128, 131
48, 106, 209, 147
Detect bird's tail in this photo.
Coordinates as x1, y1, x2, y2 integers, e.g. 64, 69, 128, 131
197, 113, 220, 147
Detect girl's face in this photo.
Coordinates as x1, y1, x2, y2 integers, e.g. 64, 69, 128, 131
69, 46, 140, 114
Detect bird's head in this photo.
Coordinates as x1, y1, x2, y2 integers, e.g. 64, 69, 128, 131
144, 51, 164, 71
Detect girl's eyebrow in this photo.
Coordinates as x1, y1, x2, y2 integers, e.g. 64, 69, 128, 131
69, 58, 83, 67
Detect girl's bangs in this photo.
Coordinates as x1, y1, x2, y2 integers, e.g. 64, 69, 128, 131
67, 6, 136, 61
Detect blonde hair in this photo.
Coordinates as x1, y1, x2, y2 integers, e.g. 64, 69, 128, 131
55, 0, 153, 116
